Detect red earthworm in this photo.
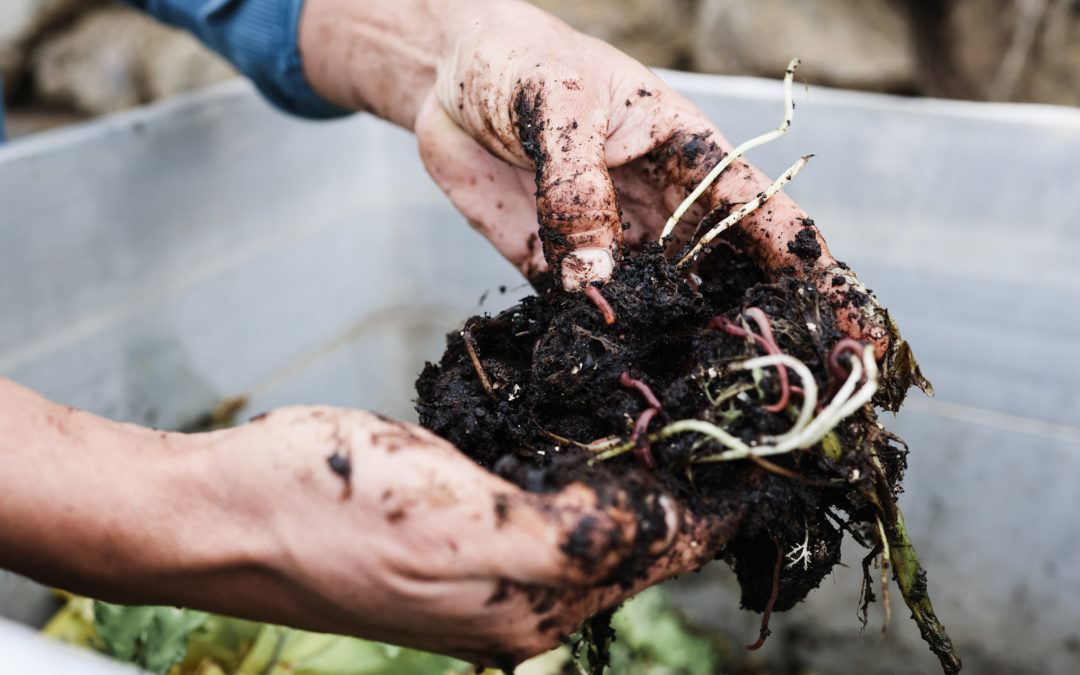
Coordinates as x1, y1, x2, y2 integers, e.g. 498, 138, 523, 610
584, 285, 615, 324
821, 338, 868, 404
828, 338, 868, 381
708, 309, 790, 413
620, 371, 663, 411
629, 407, 658, 469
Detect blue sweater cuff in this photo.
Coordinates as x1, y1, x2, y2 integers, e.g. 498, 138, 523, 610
127, 0, 352, 119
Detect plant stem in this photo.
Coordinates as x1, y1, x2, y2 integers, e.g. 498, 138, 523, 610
864, 461, 961, 673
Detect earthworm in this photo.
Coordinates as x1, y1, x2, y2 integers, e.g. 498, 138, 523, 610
828, 338, 868, 381
620, 371, 663, 411
584, 285, 615, 324
743, 308, 790, 413
821, 338, 868, 404
630, 407, 658, 470
708, 309, 790, 413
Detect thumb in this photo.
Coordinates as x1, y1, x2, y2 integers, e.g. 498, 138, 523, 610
416, 91, 547, 278
513, 86, 623, 289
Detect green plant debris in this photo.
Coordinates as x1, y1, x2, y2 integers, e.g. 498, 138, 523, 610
45, 599, 470, 675
92, 603, 210, 674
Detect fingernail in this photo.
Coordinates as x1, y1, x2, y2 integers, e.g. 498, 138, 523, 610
561, 248, 614, 290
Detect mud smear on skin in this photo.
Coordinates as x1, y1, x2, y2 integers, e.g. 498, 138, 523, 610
416, 242, 958, 672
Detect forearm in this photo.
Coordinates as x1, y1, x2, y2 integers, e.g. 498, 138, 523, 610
298, 0, 563, 130
297, 0, 458, 128
0, 377, 273, 606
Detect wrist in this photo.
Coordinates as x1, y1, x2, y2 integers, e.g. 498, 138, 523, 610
0, 380, 276, 607
297, 0, 459, 128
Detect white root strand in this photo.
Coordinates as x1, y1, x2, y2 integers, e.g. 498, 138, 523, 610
694, 345, 878, 462
676, 154, 811, 269
589, 346, 879, 467
737, 353, 818, 442
659, 57, 800, 242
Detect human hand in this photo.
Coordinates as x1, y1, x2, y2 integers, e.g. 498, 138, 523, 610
192, 407, 741, 667
0, 376, 738, 667
298, 0, 888, 351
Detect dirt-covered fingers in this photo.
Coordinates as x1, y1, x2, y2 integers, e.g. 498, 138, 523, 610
476, 501, 746, 665
477, 480, 688, 589
415, 92, 548, 279
815, 267, 890, 359
630, 112, 823, 278
510, 81, 623, 290
612, 124, 750, 252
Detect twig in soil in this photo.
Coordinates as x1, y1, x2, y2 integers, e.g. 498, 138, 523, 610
745, 539, 784, 650
461, 328, 496, 400
660, 58, 801, 241
584, 285, 616, 324
619, 371, 664, 411
677, 154, 812, 269
540, 429, 623, 453
746, 454, 811, 482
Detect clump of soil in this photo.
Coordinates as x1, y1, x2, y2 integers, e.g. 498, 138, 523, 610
416, 242, 958, 673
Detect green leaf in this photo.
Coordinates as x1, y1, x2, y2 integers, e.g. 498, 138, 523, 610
608, 588, 722, 675
92, 602, 209, 674
234, 624, 468, 675
876, 308, 934, 411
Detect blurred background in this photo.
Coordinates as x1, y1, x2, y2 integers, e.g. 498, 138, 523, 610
2, 1, 1080, 674
3, 0, 1080, 138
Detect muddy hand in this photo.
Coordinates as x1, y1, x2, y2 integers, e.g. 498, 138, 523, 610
297, 0, 887, 348
210, 408, 743, 668
414, 1, 634, 291
413, 4, 889, 353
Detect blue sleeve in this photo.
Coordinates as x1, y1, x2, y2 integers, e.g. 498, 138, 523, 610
124, 0, 351, 119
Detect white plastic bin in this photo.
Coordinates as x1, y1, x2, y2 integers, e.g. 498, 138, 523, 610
2, 73, 1078, 673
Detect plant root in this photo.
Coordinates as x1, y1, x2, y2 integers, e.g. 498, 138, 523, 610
877, 517, 893, 636
660, 58, 801, 241
677, 155, 812, 269
709, 309, 791, 413
745, 539, 783, 651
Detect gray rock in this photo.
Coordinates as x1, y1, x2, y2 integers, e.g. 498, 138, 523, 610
692, 0, 916, 92
0, 0, 98, 94
528, 0, 700, 68
948, 0, 1080, 105
31, 5, 236, 115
